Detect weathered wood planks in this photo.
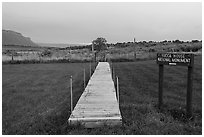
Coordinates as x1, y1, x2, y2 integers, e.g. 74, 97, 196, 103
68, 62, 122, 128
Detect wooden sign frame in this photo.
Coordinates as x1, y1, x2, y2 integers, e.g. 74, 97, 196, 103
156, 52, 194, 118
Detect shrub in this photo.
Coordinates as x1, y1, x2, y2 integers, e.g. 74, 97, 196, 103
173, 40, 183, 44
41, 50, 52, 57
192, 40, 199, 43
110, 58, 134, 62
149, 48, 156, 52
179, 44, 202, 52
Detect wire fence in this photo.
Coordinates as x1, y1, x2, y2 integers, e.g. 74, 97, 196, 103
2, 51, 157, 63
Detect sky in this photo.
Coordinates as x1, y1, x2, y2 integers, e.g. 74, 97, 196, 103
2, 2, 202, 44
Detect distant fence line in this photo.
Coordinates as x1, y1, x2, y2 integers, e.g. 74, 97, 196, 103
2, 51, 201, 64
2, 53, 94, 62
2, 52, 156, 62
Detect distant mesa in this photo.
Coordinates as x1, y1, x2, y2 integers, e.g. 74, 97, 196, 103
2, 29, 39, 47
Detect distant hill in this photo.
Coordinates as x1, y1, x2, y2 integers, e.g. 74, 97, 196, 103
2, 30, 38, 47
37, 43, 89, 48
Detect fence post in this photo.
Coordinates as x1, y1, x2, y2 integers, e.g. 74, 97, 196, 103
11, 54, 14, 61
70, 75, 73, 113
158, 64, 164, 109
94, 52, 97, 62
117, 76, 119, 103
111, 62, 114, 81
90, 62, 91, 78
111, 62, 113, 78
84, 68, 86, 89
113, 67, 115, 83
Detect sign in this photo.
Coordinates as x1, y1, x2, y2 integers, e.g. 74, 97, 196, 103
157, 53, 194, 67
156, 52, 194, 118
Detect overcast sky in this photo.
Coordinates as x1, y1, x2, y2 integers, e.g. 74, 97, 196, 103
2, 2, 202, 44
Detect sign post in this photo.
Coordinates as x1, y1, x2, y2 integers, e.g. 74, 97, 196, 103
187, 65, 193, 117
157, 52, 194, 117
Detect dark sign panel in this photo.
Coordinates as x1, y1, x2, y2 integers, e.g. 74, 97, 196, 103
157, 53, 194, 67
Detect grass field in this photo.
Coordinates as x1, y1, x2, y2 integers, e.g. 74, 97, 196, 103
111, 55, 202, 135
2, 62, 95, 134
2, 55, 202, 135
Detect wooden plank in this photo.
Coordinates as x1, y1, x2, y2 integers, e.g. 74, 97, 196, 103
68, 62, 122, 128
69, 117, 121, 128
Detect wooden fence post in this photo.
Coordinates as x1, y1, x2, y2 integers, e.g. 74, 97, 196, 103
90, 62, 91, 78
112, 67, 115, 82
94, 52, 97, 62
134, 52, 136, 61
84, 68, 86, 89
11, 54, 14, 61
70, 76, 73, 113
111, 62, 113, 78
117, 76, 119, 103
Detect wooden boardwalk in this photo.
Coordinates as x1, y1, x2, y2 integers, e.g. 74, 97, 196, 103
68, 62, 122, 128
